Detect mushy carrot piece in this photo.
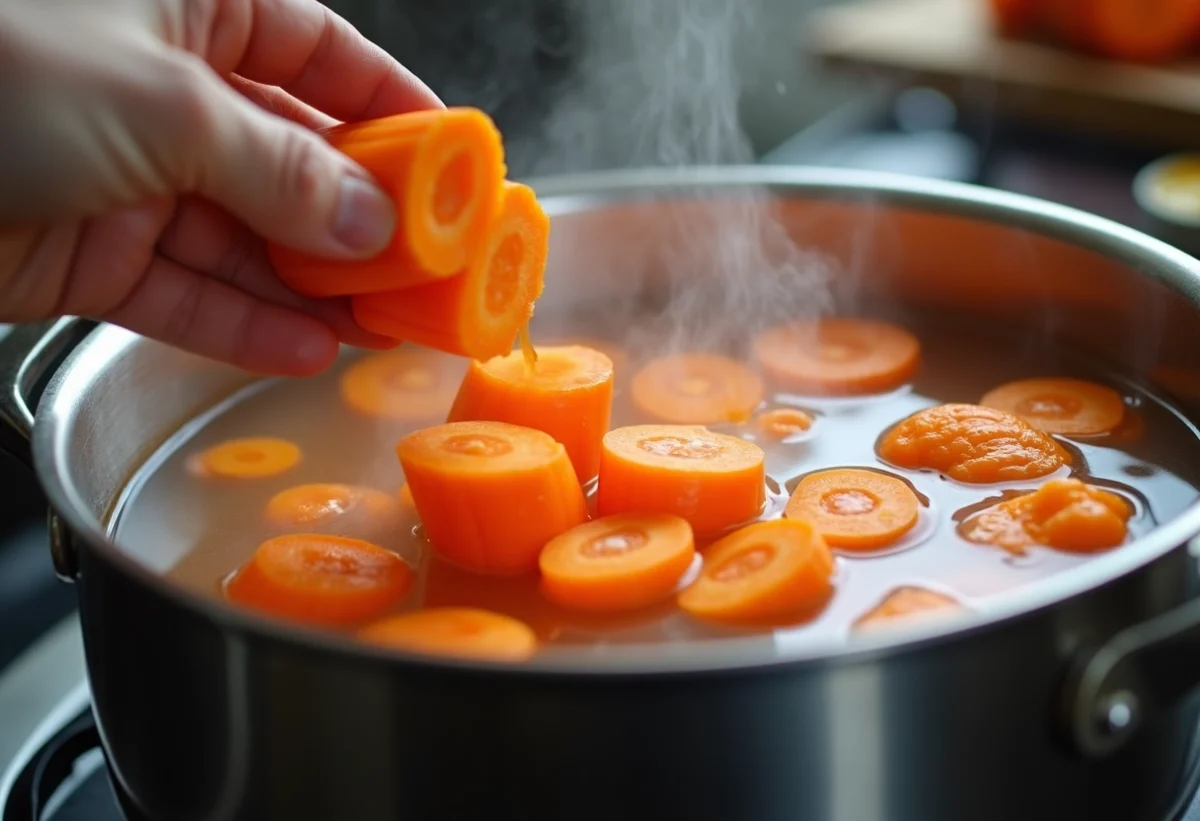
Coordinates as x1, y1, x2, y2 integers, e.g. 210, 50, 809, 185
678, 519, 835, 624
358, 608, 537, 662
785, 469, 919, 551
877, 403, 1068, 484
979, 377, 1125, 436
226, 534, 414, 627
340, 349, 463, 422
597, 425, 765, 537
447, 345, 614, 482
753, 317, 920, 395
854, 587, 963, 633
191, 437, 301, 479
352, 181, 548, 362
756, 408, 814, 440
268, 108, 506, 296
539, 513, 695, 613
630, 353, 764, 425
265, 483, 401, 536
396, 421, 589, 575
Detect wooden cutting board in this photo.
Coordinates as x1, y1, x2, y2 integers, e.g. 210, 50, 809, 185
805, 0, 1200, 149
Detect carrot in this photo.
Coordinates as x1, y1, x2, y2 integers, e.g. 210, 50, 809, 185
630, 353, 764, 424
988, 0, 1038, 35
226, 534, 414, 627
352, 181, 548, 361
877, 403, 1068, 484
265, 483, 400, 534
753, 318, 920, 395
539, 513, 695, 612
447, 345, 614, 482
531, 336, 629, 375
785, 469, 919, 551
677, 519, 835, 624
396, 421, 589, 574
267, 108, 506, 297
854, 587, 962, 632
1084, 0, 1200, 62
397, 482, 414, 508
191, 437, 301, 479
756, 408, 814, 440
959, 477, 1132, 556
358, 608, 537, 662
597, 425, 765, 536
340, 349, 463, 422
979, 377, 1125, 436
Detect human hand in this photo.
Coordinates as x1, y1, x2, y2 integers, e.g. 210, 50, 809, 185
0, 0, 443, 375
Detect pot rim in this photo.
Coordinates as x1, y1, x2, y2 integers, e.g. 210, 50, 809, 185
34, 165, 1200, 678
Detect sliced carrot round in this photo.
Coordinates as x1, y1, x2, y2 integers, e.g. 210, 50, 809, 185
630, 353, 764, 424
539, 513, 695, 612
226, 534, 414, 627
195, 437, 300, 479
678, 519, 834, 624
397, 421, 589, 574
265, 483, 400, 533
340, 350, 462, 421
358, 608, 537, 662
753, 318, 920, 395
756, 408, 814, 439
979, 377, 1125, 436
854, 587, 963, 633
597, 425, 765, 536
785, 469, 919, 551
448, 345, 614, 482
1085, 0, 1200, 62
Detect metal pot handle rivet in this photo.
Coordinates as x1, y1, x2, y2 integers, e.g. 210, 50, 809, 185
48, 509, 79, 582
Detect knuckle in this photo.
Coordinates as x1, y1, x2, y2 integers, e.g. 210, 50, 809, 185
161, 54, 221, 140
277, 132, 332, 209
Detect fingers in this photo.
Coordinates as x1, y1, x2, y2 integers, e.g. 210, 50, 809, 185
226, 74, 337, 131
236, 0, 443, 122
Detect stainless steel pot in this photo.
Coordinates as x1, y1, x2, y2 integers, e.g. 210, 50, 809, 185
7, 167, 1200, 821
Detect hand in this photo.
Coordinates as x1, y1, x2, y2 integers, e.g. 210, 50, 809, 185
0, 0, 443, 375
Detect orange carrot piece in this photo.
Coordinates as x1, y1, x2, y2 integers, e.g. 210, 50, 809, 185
265, 483, 401, 535
539, 513, 695, 613
397, 482, 415, 508
358, 608, 537, 662
447, 345, 614, 482
854, 587, 963, 632
979, 377, 1125, 436
340, 349, 463, 422
959, 477, 1132, 556
352, 181, 548, 361
268, 108, 506, 296
192, 437, 301, 479
785, 469, 919, 551
753, 318, 920, 395
597, 425, 765, 536
529, 336, 630, 375
226, 534, 413, 627
1085, 0, 1200, 62
756, 408, 813, 440
678, 519, 834, 624
396, 421, 589, 574
878, 403, 1069, 484
630, 353, 764, 424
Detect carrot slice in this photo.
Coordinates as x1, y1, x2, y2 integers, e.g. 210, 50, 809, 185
530, 336, 630, 374
854, 587, 963, 632
192, 437, 301, 479
1085, 0, 1200, 62
785, 469, 919, 551
539, 513, 695, 613
597, 425, 765, 536
340, 349, 463, 421
267, 108, 506, 297
447, 345, 614, 482
226, 534, 414, 626
265, 483, 400, 535
959, 477, 1132, 556
753, 318, 920, 395
677, 519, 835, 624
352, 181, 548, 361
359, 608, 537, 662
397, 421, 589, 574
756, 408, 814, 439
878, 403, 1069, 484
980, 377, 1125, 436
630, 353, 764, 424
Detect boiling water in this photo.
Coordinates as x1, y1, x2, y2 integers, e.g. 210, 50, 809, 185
111, 312, 1200, 661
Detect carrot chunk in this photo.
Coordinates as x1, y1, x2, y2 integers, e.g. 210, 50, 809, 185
854, 587, 963, 632
358, 608, 537, 662
878, 403, 1068, 484
192, 437, 301, 479
756, 408, 814, 440
630, 353, 764, 424
340, 349, 463, 422
265, 483, 401, 535
753, 317, 920, 395
530, 336, 630, 375
678, 519, 834, 624
1085, 0, 1200, 62
785, 469, 919, 551
226, 534, 414, 627
447, 345, 614, 482
539, 513, 696, 613
352, 181, 548, 361
980, 377, 1125, 436
959, 478, 1132, 556
268, 108, 506, 296
396, 421, 589, 574
597, 425, 765, 536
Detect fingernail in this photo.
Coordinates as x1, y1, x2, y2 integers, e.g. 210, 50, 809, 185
333, 175, 395, 254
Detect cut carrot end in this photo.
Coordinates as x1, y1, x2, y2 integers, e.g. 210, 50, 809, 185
756, 408, 813, 439
447, 345, 614, 482
352, 181, 549, 361
340, 349, 464, 422
265, 483, 401, 535
753, 317, 920, 395
854, 587, 963, 633
979, 377, 1125, 436
397, 421, 589, 574
539, 513, 696, 612
631, 353, 764, 424
194, 437, 301, 479
358, 608, 537, 662
785, 468, 919, 551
